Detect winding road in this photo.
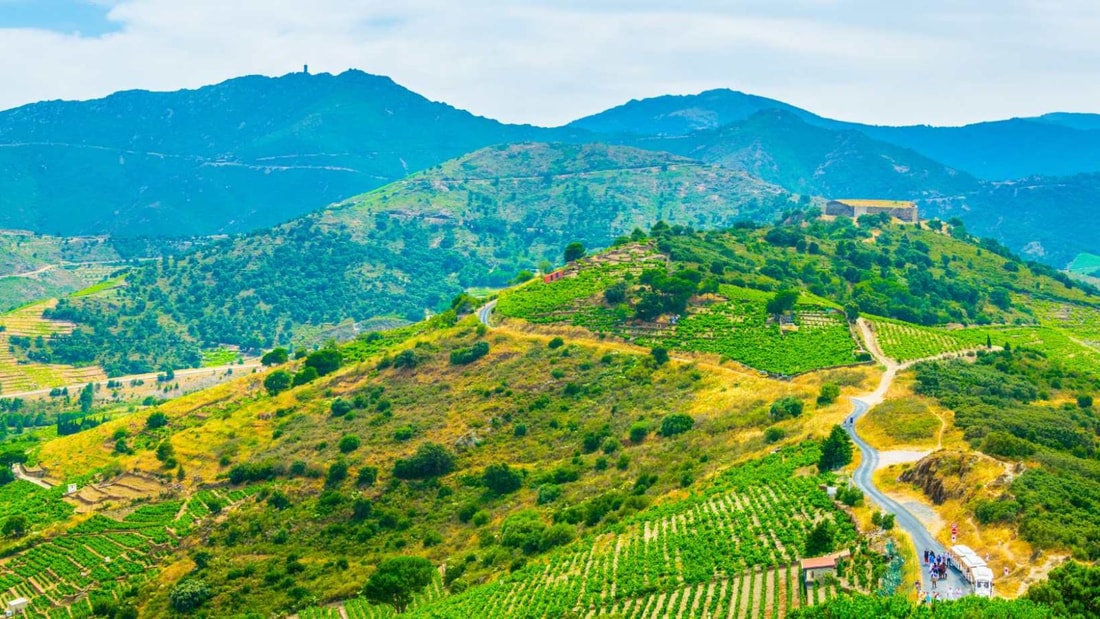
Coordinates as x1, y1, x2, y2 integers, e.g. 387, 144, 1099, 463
846, 319, 972, 595
476, 299, 497, 327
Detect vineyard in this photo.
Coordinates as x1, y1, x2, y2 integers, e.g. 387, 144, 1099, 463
866, 317, 979, 362
298, 576, 445, 619
495, 263, 637, 323
0, 481, 74, 532
409, 447, 872, 619
497, 264, 861, 375
0, 301, 105, 394
645, 296, 858, 375
0, 488, 251, 618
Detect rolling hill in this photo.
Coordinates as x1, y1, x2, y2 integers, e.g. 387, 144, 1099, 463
627, 110, 978, 200
19, 143, 794, 374
0, 70, 584, 238
571, 88, 1100, 181
3, 220, 1099, 617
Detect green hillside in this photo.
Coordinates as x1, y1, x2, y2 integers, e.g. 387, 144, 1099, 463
3, 224, 1099, 617
21, 143, 793, 375
0, 70, 585, 238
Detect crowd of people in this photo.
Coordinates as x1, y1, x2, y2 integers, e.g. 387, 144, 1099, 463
913, 549, 968, 603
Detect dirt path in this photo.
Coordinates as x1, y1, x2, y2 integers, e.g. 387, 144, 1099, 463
11, 463, 53, 489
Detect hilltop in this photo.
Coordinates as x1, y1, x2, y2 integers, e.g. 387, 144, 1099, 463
573, 88, 1100, 181
22, 143, 793, 374
0, 70, 583, 238
0, 73, 1098, 265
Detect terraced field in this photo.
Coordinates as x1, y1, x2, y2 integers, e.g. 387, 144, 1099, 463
0, 301, 105, 394
409, 448, 869, 618
0, 487, 255, 618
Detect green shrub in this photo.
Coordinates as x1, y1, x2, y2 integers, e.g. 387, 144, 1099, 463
629, 422, 649, 443
659, 414, 694, 437
393, 443, 457, 480
360, 468, 382, 485
330, 399, 353, 417
817, 382, 841, 405
536, 484, 562, 505
769, 397, 804, 420
338, 435, 361, 454
482, 463, 523, 495
450, 342, 490, 365
548, 337, 565, 349
764, 426, 786, 443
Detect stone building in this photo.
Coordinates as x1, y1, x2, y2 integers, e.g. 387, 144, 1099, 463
823, 199, 918, 223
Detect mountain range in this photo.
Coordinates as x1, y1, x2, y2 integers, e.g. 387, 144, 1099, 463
0, 69, 1098, 266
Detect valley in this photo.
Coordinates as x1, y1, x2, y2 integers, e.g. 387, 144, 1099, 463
2, 216, 1099, 618
2, 65, 1100, 619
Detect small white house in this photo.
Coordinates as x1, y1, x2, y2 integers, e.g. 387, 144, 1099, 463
66, 483, 78, 495
800, 556, 837, 583
7, 597, 28, 616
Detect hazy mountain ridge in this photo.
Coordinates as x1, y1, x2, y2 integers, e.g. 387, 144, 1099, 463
0, 70, 586, 237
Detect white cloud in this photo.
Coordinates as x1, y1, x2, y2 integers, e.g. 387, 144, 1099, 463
0, 0, 1097, 126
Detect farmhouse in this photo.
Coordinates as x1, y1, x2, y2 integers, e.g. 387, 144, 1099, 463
799, 556, 837, 583
824, 199, 919, 223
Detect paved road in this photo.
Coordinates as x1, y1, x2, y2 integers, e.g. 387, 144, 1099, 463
476, 300, 497, 327
846, 397, 971, 595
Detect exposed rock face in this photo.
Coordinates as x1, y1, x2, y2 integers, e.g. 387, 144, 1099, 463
898, 451, 981, 505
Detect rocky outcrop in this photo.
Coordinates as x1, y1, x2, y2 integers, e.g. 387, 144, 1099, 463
898, 451, 982, 505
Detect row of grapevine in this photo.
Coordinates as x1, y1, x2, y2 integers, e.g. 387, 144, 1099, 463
0, 487, 246, 618
410, 447, 859, 618
867, 317, 975, 362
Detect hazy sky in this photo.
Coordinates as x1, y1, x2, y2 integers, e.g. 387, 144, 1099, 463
1, 0, 1098, 126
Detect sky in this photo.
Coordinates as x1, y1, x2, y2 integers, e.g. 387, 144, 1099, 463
0, 0, 1098, 127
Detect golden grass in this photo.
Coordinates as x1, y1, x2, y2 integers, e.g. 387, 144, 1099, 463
874, 453, 1035, 599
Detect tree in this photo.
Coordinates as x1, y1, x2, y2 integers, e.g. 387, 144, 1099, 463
650, 346, 669, 366
393, 443, 457, 480
0, 467, 13, 486
818, 425, 853, 471
769, 397, 804, 421
548, 337, 564, 349
659, 413, 694, 437
804, 520, 835, 556
263, 370, 293, 395
483, 463, 523, 495
1026, 561, 1100, 617
500, 510, 548, 554
766, 289, 799, 316
2, 515, 28, 537
292, 366, 319, 386
338, 434, 361, 454
881, 513, 896, 531
79, 383, 95, 413
563, 241, 586, 263
817, 382, 840, 405
146, 411, 169, 429
169, 579, 212, 613
261, 348, 289, 366
305, 347, 343, 376
362, 556, 435, 612
1077, 394, 1094, 409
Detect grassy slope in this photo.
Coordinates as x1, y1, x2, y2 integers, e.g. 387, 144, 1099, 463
19, 311, 875, 617
39, 142, 794, 370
